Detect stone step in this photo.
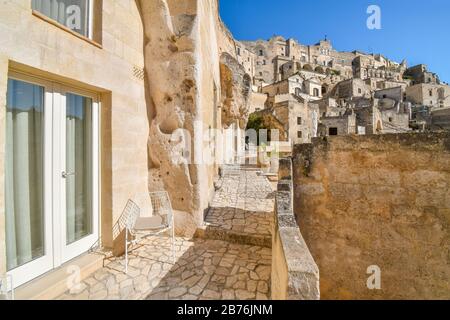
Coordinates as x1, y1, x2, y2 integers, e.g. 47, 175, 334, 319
194, 225, 272, 248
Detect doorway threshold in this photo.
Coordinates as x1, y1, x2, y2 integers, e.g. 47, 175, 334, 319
15, 253, 104, 300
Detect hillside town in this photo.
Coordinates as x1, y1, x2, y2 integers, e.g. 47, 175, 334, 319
235, 36, 450, 145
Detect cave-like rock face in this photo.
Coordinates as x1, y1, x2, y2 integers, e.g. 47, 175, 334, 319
220, 52, 252, 129
136, 0, 200, 235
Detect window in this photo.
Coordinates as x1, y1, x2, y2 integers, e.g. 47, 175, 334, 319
329, 127, 338, 136
429, 90, 433, 97
297, 117, 302, 125
358, 88, 362, 94
32, 0, 93, 38
389, 117, 393, 122
263, 60, 266, 65
259, 50, 264, 56
237, 48, 241, 56
313, 88, 320, 97
297, 131, 303, 139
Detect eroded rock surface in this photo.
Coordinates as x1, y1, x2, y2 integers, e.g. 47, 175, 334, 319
220, 52, 252, 129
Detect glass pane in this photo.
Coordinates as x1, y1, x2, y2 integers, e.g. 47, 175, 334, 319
66, 93, 93, 245
32, 0, 90, 37
5, 79, 45, 271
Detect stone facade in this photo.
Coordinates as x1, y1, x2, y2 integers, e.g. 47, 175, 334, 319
292, 133, 450, 300
0, 0, 151, 274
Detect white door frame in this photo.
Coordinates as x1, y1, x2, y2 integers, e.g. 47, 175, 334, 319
54, 85, 100, 265
5, 72, 100, 287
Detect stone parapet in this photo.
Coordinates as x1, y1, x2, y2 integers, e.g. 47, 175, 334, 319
271, 158, 320, 300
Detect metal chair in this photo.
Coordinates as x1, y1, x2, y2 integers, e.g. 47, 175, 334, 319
124, 192, 176, 274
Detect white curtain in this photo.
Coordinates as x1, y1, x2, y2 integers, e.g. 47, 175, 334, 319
5, 79, 44, 271
66, 94, 92, 245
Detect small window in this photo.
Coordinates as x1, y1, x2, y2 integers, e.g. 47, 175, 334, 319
358, 88, 362, 94
429, 90, 433, 97
237, 48, 241, 56
329, 127, 338, 136
259, 50, 264, 56
389, 117, 393, 123
297, 117, 302, 125
297, 131, 303, 138
313, 88, 320, 97
32, 0, 92, 38
263, 60, 266, 65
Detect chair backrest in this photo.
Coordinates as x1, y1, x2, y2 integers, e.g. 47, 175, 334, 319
149, 191, 173, 225
123, 199, 141, 230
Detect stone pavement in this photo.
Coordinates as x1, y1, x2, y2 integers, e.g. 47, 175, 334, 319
198, 168, 275, 247
57, 166, 275, 300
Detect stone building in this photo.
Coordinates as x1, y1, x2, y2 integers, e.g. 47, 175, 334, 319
404, 64, 440, 85
241, 36, 355, 85
330, 78, 372, 101
264, 95, 319, 145
0, 0, 255, 293
318, 110, 357, 137
261, 72, 325, 101
352, 53, 406, 82
406, 83, 450, 110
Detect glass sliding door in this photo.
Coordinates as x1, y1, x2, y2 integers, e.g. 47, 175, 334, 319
65, 94, 93, 245
59, 88, 99, 264
5, 79, 45, 270
5, 73, 99, 287
5, 76, 54, 287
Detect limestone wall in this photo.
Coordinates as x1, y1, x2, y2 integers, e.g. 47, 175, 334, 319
272, 159, 320, 300
293, 133, 450, 299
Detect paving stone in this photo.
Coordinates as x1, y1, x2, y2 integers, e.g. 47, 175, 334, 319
222, 289, 235, 300
202, 289, 221, 299
235, 289, 256, 300
168, 287, 188, 298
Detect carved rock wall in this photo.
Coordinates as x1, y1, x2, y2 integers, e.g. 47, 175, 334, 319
136, 0, 240, 236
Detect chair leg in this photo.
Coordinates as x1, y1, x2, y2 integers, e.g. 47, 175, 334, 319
171, 217, 176, 264
125, 228, 128, 274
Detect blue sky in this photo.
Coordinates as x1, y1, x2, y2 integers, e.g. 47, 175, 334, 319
219, 0, 450, 83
